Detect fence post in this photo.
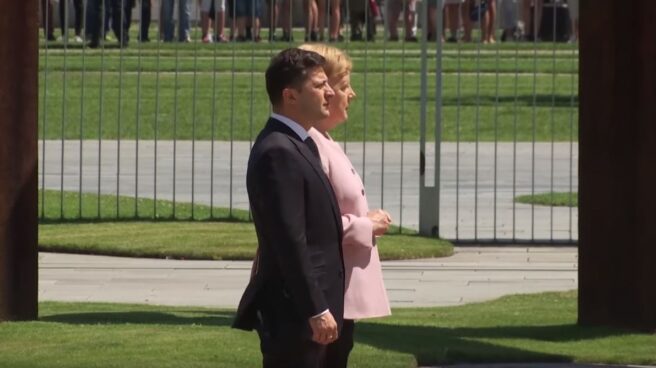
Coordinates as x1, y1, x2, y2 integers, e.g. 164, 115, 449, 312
0, 0, 39, 322
418, 0, 443, 237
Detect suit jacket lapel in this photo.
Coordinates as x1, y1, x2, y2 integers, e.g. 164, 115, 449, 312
265, 119, 344, 242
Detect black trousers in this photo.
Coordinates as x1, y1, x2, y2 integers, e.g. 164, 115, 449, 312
325, 319, 355, 368
86, 0, 130, 44
59, 0, 83, 36
125, 0, 152, 41
262, 339, 327, 368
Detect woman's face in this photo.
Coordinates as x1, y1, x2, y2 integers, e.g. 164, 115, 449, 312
323, 72, 356, 131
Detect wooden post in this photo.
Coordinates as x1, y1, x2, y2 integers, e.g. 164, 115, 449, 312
0, 0, 39, 322
578, 0, 656, 331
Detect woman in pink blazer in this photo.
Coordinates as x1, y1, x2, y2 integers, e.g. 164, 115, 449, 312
300, 43, 392, 368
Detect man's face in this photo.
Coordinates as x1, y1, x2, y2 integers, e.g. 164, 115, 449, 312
294, 67, 335, 123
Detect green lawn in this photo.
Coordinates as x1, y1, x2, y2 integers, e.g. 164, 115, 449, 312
39, 34, 579, 142
39, 190, 453, 260
1, 292, 654, 368
516, 192, 578, 207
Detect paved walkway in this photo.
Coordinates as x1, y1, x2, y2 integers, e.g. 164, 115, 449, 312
39, 247, 577, 308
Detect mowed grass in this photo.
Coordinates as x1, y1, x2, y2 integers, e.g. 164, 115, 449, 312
39, 37, 579, 142
38, 190, 454, 260
1, 292, 654, 368
516, 192, 578, 207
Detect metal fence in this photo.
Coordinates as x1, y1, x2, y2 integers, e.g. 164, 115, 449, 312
38, 0, 579, 243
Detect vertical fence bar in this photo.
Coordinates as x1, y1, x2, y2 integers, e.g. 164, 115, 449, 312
250, 0, 256, 152
191, 6, 200, 220
173, 10, 181, 219
380, 0, 388, 212
97, 0, 106, 218
40, 0, 50, 219
135, 0, 144, 218
473, 2, 483, 241
116, 0, 126, 218
59, 0, 69, 219
512, 0, 519, 240
493, 13, 501, 241
569, 35, 576, 241
549, 2, 556, 241
361, 0, 369, 187
530, 1, 538, 240
210, 2, 220, 219
419, 0, 427, 228
455, 2, 462, 240
433, 0, 443, 237
248, 0, 256, 222
229, 6, 236, 217
79, 0, 88, 218
398, 0, 408, 232
154, 0, 162, 218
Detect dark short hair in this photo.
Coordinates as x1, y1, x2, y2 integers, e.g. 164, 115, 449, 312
265, 48, 326, 107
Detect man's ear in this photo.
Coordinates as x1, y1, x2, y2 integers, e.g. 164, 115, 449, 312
282, 87, 298, 106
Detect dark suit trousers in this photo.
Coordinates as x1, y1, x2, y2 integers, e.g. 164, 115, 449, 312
261, 338, 327, 368
325, 319, 355, 368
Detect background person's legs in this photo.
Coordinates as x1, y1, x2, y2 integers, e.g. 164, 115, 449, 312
303, 0, 319, 41
328, 0, 341, 40
41, 0, 55, 40
568, 0, 578, 42
160, 0, 175, 41
138, 0, 151, 41
498, 0, 518, 41
386, 0, 402, 40
200, 0, 213, 41
213, 0, 227, 41
178, 0, 191, 41
85, 0, 103, 46
482, 0, 496, 42
109, 0, 130, 45
521, 0, 542, 40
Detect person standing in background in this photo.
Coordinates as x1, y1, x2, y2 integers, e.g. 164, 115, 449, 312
57, 0, 84, 42
161, 0, 191, 41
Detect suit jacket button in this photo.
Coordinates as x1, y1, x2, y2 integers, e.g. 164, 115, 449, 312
361, 189, 365, 196
351, 168, 356, 174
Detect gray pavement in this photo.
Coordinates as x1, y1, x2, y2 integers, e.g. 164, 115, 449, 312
39, 247, 577, 308
39, 140, 579, 241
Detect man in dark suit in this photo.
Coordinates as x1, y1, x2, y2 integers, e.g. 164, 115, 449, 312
233, 48, 345, 368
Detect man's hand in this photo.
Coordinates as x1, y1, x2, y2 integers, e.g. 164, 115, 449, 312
309, 311, 338, 345
367, 209, 392, 236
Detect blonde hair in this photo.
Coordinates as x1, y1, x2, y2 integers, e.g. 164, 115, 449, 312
298, 44, 352, 79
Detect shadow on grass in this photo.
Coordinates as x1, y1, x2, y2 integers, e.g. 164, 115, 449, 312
355, 321, 621, 365
41, 310, 236, 327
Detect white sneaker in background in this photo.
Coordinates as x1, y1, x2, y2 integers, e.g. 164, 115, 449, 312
74, 35, 84, 43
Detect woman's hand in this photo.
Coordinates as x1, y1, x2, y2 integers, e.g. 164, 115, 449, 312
367, 209, 392, 236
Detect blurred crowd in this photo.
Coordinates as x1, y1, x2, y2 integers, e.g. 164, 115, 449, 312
40, 0, 579, 47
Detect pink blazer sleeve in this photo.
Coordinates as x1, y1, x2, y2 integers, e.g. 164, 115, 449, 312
342, 214, 375, 249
